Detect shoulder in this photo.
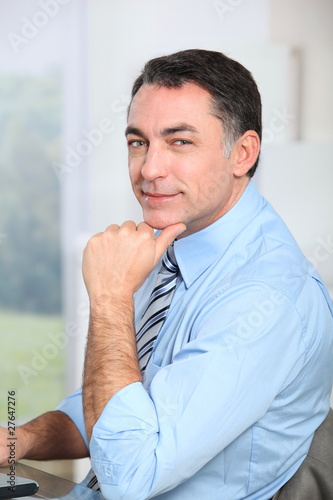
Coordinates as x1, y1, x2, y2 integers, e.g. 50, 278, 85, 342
190, 199, 333, 350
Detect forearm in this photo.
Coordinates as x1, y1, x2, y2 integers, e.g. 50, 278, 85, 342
18, 410, 88, 461
81, 221, 183, 443
83, 297, 142, 442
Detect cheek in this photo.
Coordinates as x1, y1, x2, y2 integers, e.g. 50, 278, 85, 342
193, 165, 231, 205
128, 161, 140, 186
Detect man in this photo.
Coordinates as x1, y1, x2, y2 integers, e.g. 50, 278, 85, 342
1, 49, 333, 500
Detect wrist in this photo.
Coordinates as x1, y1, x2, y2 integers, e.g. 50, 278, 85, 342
89, 293, 134, 320
15, 425, 32, 460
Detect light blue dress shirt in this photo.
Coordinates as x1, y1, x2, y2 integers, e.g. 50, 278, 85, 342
57, 181, 333, 500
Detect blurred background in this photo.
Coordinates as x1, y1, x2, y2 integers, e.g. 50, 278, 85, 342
0, 0, 332, 482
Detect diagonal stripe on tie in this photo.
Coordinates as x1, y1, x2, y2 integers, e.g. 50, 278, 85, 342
87, 471, 101, 491
136, 305, 170, 343
140, 274, 178, 317
162, 254, 178, 273
136, 243, 179, 372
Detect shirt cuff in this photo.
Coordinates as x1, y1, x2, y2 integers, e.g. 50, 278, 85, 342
90, 382, 159, 499
56, 387, 89, 450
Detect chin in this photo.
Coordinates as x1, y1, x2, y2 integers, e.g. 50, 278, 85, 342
143, 214, 178, 230
145, 221, 169, 231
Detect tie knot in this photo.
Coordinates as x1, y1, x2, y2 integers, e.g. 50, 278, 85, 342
162, 244, 178, 274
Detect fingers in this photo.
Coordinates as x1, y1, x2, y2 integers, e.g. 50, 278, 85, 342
136, 221, 155, 236
105, 224, 121, 232
106, 221, 140, 234
85, 221, 186, 273
132, 221, 186, 264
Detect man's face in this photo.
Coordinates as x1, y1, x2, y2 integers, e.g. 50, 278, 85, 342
126, 82, 244, 238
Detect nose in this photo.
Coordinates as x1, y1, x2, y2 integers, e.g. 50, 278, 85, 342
141, 144, 169, 181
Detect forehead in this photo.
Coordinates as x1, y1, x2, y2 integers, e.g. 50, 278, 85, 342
127, 82, 216, 129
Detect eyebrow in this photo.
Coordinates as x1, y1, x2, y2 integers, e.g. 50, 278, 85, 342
125, 123, 199, 138
160, 124, 199, 136
125, 126, 143, 137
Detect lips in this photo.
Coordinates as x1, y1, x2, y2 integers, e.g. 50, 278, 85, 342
142, 191, 180, 206
144, 192, 178, 198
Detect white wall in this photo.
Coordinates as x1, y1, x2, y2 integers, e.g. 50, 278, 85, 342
269, 0, 333, 142
259, 143, 333, 292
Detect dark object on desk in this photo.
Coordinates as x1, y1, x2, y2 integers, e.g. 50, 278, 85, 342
0, 474, 39, 499
0, 463, 103, 500
273, 408, 333, 499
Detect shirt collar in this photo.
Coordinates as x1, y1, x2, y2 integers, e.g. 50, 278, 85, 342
173, 181, 264, 288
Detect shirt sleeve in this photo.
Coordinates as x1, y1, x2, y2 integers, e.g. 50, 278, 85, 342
89, 281, 314, 500
56, 387, 89, 450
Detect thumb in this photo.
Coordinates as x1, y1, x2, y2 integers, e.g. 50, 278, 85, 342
154, 223, 186, 263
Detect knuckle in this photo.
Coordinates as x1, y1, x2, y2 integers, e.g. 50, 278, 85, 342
140, 229, 152, 242
105, 224, 120, 232
87, 233, 101, 247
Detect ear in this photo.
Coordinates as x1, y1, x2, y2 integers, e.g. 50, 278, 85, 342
232, 131, 260, 177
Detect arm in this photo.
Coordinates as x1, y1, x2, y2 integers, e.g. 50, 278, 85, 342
83, 296, 141, 442
0, 410, 88, 467
82, 221, 185, 442
88, 282, 317, 500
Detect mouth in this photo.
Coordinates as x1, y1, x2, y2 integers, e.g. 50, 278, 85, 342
142, 191, 180, 204
144, 191, 179, 198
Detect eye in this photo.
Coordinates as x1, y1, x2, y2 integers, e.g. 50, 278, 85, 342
128, 139, 147, 148
173, 139, 192, 146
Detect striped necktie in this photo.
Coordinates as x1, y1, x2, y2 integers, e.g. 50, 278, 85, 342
86, 470, 100, 491
136, 243, 179, 372
86, 244, 179, 492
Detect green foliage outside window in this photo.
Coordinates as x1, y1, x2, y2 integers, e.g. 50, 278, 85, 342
0, 73, 62, 314
0, 73, 65, 422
